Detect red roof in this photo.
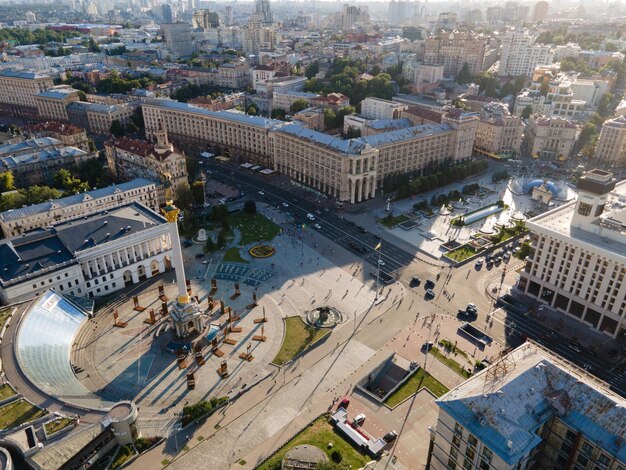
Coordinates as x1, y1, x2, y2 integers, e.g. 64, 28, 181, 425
25, 121, 85, 135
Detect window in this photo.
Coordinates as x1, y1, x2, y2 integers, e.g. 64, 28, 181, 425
468, 435, 477, 449
466, 448, 476, 460
454, 423, 463, 437
452, 435, 461, 448
447, 459, 457, 470
582, 442, 593, 456
578, 202, 592, 216
482, 447, 493, 463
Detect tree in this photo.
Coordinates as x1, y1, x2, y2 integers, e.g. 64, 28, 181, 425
87, 37, 100, 53
205, 236, 216, 252
456, 63, 472, 84
175, 182, 194, 210
77, 90, 87, 101
597, 93, 614, 117
0, 171, 15, 192
217, 229, 227, 248
53, 169, 90, 193
185, 156, 199, 180
578, 122, 599, 147
345, 126, 361, 138
246, 106, 257, 116
305, 61, 320, 79
323, 108, 336, 129
191, 181, 205, 206
211, 204, 229, 225
271, 108, 286, 120
110, 119, 125, 137
289, 99, 309, 115
243, 200, 257, 215
521, 105, 533, 120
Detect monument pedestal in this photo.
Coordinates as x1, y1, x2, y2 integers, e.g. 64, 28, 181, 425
170, 297, 204, 337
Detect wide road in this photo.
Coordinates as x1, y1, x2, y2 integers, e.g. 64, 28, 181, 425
206, 163, 626, 398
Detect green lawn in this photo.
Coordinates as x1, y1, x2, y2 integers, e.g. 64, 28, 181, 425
272, 317, 329, 366
0, 307, 12, 332
0, 399, 47, 430
489, 221, 527, 244
230, 212, 280, 245
111, 444, 136, 469
445, 244, 480, 262
0, 384, 16, 400
385, 368, 449, 408
256, 416, 370, 470
223, 247, 248, 263
378, 213, 410, 228
45, 417, 73, 435
438, 340, 469, 360
429, 347, 472, 378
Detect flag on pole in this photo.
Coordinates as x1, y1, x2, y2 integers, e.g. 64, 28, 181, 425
374, 240, 382, 251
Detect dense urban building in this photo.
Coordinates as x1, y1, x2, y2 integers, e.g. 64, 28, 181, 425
429, 342, 626, 469
0, 69, 54, 118
34, 86, 81, 122
0, 179, 159, 238
0, 202, 175, 305
105, 128, 188, 199
474, 102, 524, 156
423, 32, 487, 76
67, 101, 139, 135
160, 22, 195, 59
23, 121, 90, 153
524, 115, 578, 160
519, 170, 626, 338
593, 116, 626, 166
361, 97, 407, 120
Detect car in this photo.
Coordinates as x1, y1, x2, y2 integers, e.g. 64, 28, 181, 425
314, 223, 322, 229
486, 260, 494, 268
358, 226, 367, 233
282, 202, 289, 207
378, 259, 386, 266
425, 288, 435, 298
475, 260, 483, 269
183, 240, 193, 247
258, 190, 265, 196
410, 276, 421, 286
568, 342, 583, 354
306, 213, 315, 220
195, 253, 205, 259
338, 397, 350, 409
494, 257, 502, 265
467, 303, 477, 312
201, 260, 209, 264
354, 414, 366, 425
421, 341, 434, 352
425, 279, 435, 289
503, 253, 511, 261
383, 431, 398, 443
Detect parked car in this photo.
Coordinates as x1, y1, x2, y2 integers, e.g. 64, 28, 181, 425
282, 202, 289, 207
425, 289, 435, 298
466, 303, 477, 314
475, 260, 483, 269
338, 397, 350, 409
425, 279, 435, 289
383, 431, 398, 443
314, 223, 322, 229
307, 213, 315, 220
421, 341, 434, 352
183, 240, 193, 247
568, 342, 583, 354
354, 414, 366, 425
410, 276, 421, 287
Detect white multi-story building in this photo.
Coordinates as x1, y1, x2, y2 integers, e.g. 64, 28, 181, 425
429, 342, 626, 469
361, 97, 407, 120
519, 170, 626, 337
272, 91, 320, 112
0, 179, 159, 238
255, 76, 306, 95
402, 63, 444, 85
553, 43, 581, 61
594, 116, 626, 166
498, 30, 553, 77
0, 202, 175, 305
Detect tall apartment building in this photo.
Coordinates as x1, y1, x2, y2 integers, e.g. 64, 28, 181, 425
423, 32, 487, 77
0, 179, 159, 238
524, 115, 578, 160
361, 97, 407, 120
429, 342, 626, 469
34, 86, 80, 122
105, 128, 188, 199
402, 63, 444, 85
519, 170, 626, 337
0, 69, 54, 118
244, 14, 275, 54
217, 62, 250, 89
255, 0, 273, 26
192, 9, 219, 30
160, 22, 194, 59
532, 0, 549, 21
474, 102, 524, 156
498, 30, 554, 77
594, 116, 626, 166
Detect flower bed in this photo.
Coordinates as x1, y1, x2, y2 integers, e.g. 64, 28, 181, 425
249, 245, 275, 258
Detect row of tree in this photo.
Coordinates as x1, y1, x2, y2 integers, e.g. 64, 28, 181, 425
0, 27, 81, 45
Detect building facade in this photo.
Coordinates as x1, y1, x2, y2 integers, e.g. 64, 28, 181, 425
525, 115, 578, 160
429, 342, 626, 469
23, 121, 90, 153
0, 69, 54, 118
498, 30, 554, 77
0, 179, 159, 238
0, 202, 175, 305
217, 62, 250, 89
423, 32, 487, 77
475, 102, 524, 156
361, 97, 407, 120
105, 129, 188, 199
34, 86, 80, 122
84, 102, 139, 135
161, 22, 195, 59
594, 116, 626, 166
518, 170, 626, 337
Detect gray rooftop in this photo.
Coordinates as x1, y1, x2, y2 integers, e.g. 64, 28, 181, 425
0, 137, 63, 157
0, 69, 51, 80
0, 178, 156, 222
36, 88, 77, 100
0, 146, 87, 170
0, 202, 166, 285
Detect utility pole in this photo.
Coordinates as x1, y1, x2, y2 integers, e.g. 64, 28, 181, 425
375, 240, 382, 301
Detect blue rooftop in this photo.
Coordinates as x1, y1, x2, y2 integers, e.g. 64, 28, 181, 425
361, 123, 452, 147
0, 147, 87, 170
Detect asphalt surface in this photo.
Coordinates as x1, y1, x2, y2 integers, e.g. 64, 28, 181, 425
206, 163, 626, 398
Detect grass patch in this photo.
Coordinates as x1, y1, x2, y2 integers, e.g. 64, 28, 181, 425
272, 316, 329, 365
0, 307, 11, 332
0, 399, 47, 430
223, 247, 248, 263
238, 459, 247, 465
429, 347, 472, 378
385, 368, 449, 408
445, 244, 481, 262
256, 416, 370, 470
135, 437, 159, 453
161, 459, 170, 466
44, 417, 73, 435
438, 339, 469, 360
489, 221, 527, 245
112, 444, 136, 469
231, 212, 280, 245
0, 383, 16, 400
378, 213, 410, 228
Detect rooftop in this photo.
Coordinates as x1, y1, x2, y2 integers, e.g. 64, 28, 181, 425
361, 122, 453, 147
0, 202, 166, 285
0, 137, 63, 157
24, 121, 86, 136
36, 88, 78, 100
145, 99, 283, 129
437, 342, 626, 465
0, 179, 156, 222
0, 146, 87, 170
0, 69, 51, 80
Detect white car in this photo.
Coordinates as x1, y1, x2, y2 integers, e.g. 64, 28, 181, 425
378, 259, 386, 266
306, 213, 315, 220
258, 190, 265, 196
282, 202, 289, 207
314, 223, 321, 229
354, 414, 366, 425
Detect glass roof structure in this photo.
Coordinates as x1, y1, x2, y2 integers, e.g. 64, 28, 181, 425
16, 290, 94, 400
